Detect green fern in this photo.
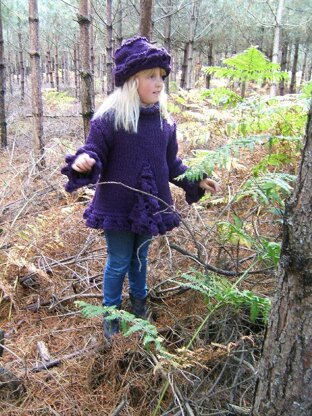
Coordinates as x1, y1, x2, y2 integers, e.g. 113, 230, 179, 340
235, 172, 295, 206
178, 135, 266, 180
228, 96, 307, 138
300, 80, 312, 100
217, 218, 253, 248
205, 46, 288, 85
178, 134, 299, 181
75, 301, 172, 359
258, 239, 281, 268
201, 87, 242, 108
252, 153, 291, 175
177, 270, 271, 323
216, 215, 281, 268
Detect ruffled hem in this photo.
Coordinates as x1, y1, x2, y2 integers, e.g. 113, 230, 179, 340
83, 207, 180, 236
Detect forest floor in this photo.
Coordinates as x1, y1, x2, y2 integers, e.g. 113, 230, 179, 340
0, 82, 306, 415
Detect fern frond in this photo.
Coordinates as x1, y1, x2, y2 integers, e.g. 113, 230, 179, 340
205, 47, 288, 84
235, 172, 295, 206
75, 301, 171, 360
176, 271, 271, 323
178, 134, 290, 180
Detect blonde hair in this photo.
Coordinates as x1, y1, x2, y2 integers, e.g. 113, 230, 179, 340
93, 68, 172, 133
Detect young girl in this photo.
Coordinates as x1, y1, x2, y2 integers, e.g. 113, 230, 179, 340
62, 37, 220, 339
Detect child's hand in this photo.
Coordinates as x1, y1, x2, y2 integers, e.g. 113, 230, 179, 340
199, 178, 220, 195
72, 153, 96, 173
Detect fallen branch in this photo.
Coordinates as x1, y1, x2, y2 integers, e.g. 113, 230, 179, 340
169, 243, 274, 277
30, 341, 101, 373
0, 330, 4, 357
228, 404, 251, 415
111, 399, 128, 416
24, 292, 102, 311
19, 248, 103, 286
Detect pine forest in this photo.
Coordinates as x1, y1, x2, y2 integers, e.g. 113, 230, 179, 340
0, 0, 312, 415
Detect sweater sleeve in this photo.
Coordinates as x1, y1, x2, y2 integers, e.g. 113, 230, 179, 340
167, 123, 205, 204
61, 116, 113, 193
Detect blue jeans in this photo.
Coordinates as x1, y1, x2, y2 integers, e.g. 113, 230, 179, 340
103, 230, 152, 307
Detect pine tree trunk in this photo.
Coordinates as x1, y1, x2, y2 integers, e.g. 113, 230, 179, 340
47, 50, 54, 88
286, 45, 292, 72
7, 52, 13, 95
101, 53, 106, 93
55, 44, 59, 92
171, 50, 176, 82
0, 0, 7, 148
307, 64, 312, 83
252, 101, 312, 416
300, 47, 308, 86
186, 0, 196, 91
90, 12, 95, 100
279, 40, 288, 96
28, 0, 45, 168
289, 41, 299, 94
78, 0, 94, 139
205, 41, 213, 89
18, 19, 25, 101
180, 42, 188, 89
139, 0, 153, 40
106, 0, 113, 95
74, 44, 80, 98
116, 0, 123, 48
44, 53, 49, 83
16, 52, 20, 85
270, 0, 284, 96
61, 51, 65, 86
64, 50, 69, 86
163, 0, 171, 93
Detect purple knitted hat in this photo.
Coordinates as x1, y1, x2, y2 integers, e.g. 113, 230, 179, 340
113, 37, 171, 87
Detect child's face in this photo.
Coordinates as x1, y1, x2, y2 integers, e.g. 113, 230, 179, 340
136, 68, 165, 105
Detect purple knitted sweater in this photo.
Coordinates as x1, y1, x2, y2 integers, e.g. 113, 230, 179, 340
61, 104, 204, 236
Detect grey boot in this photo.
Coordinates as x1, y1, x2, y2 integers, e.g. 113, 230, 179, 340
103, 317, 120, 339
130, 294, 148, 319
103, 305, 121, 339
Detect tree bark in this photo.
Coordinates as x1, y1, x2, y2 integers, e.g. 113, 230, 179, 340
47, 50, 54, 88
300, 46, 308, 86
28, 0, 45, 167
270, 0, 284, 96
163, 0, 172, 92
307, 63, 312, 83
18, 18, 25, 101
55, 43, 59, 92
180, 42, 188, 89
0, 0, 7, 148
252, 102, 312, 416
101, 53, 106, 93
205, 41, 213, 89
74, 43, 80, 98
139, 0, 153, 40
7, 52, 13, 95
106, 0, 113, 95
289, 41, 299, 94
186, 0, 196, 91
279, 40, 288, 96
116, 0, 123, 48
78, 0, 94, 140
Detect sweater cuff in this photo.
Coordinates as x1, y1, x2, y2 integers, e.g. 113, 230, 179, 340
61, 150, 102, 193
185, 181, 205, 204
171, 176, 205, 204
